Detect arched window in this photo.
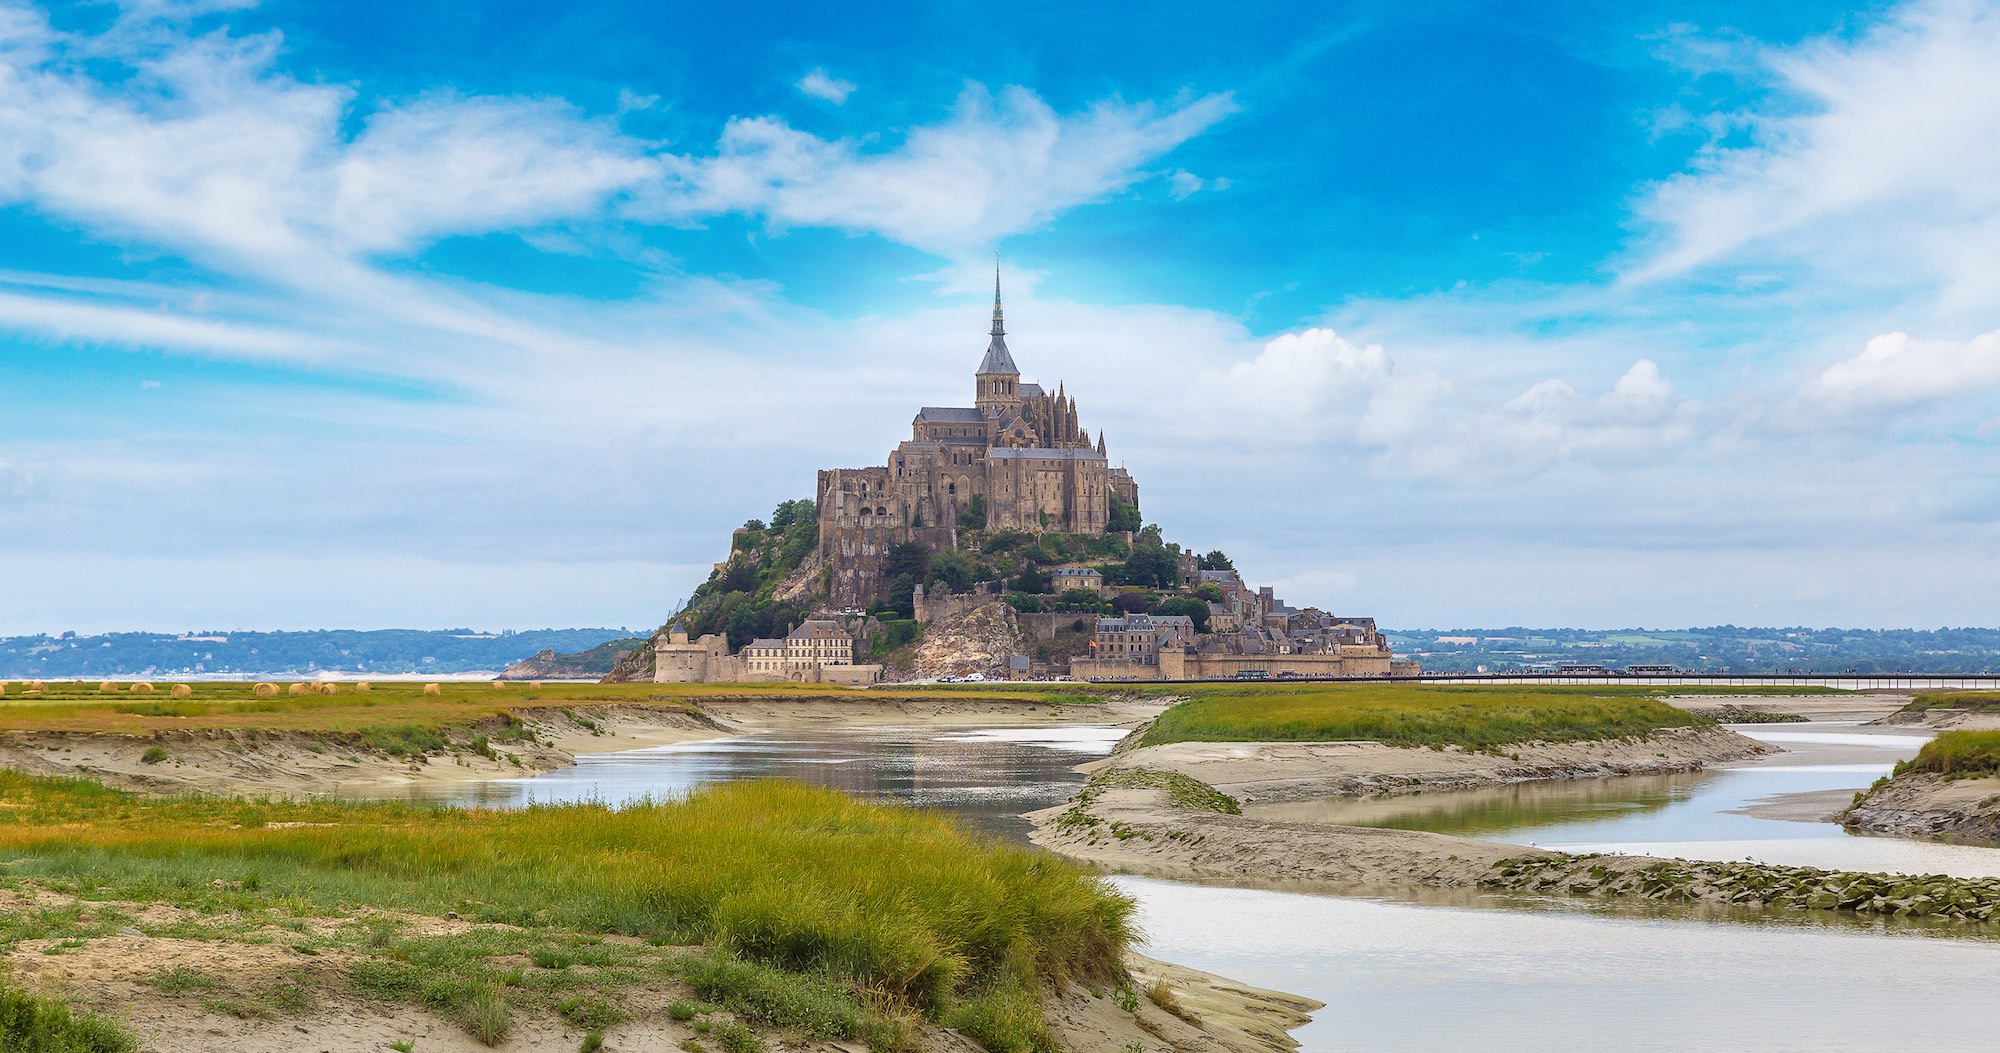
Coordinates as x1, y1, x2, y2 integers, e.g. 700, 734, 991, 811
876, 505, 887, 516
860, 507, 873, 516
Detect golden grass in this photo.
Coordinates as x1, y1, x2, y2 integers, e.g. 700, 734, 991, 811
0, 771, 1131, 1050
0, 680, 1118, 739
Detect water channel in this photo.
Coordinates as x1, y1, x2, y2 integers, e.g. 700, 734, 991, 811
392, 720, 2000, 1052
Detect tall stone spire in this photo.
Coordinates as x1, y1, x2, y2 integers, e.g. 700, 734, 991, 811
975, 259, 1020, 415
990, 262, 1005, 337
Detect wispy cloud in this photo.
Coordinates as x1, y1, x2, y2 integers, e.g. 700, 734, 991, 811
1628, 0, 2000, 313
796, 67, 855, 105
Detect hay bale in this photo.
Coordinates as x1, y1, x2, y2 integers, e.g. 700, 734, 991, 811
491, 681, 507, 691
354, 682, 372, 693
130, 682, 155, 694
422, 683, 441, 696
252, 683, 279, 697
170, 684, 193, 699
0, 683, 6, 697
314, 682, 338, 695
26, 681, 45, 692
529, 681, 544, 689
287, 682, 309, 696
98, 682, 117, 693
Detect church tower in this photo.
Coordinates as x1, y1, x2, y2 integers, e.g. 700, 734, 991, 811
974, 266, 1021, 417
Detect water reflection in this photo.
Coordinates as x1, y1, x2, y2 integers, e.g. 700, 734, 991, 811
356, 724, 1127, 840
1117, 875, 2000, 1053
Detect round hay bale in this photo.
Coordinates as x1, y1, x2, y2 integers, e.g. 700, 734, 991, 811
529, 681, 544, 689
130, 682, 155, 694
252, 683, 279, 698
170, 684, 193, 699
26, 681, 46, 692
0, 683, 6, 697
314, 682, 338, 695
98, 682, 117, 693
286, 682, 309, 696
491, 681, 507, 691
422, 683, 442, 696
354, 682, 372, 693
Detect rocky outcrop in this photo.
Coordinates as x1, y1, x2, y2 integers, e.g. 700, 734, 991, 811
1842, 771, 2000, 844
503, 638, 643, 680
905, 599, 1027, 681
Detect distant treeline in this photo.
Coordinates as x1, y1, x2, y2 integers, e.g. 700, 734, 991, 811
0, 628, 633, 677
1387, 625, 2000, 674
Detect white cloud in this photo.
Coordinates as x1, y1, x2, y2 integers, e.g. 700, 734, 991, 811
1631, 0, 2000, 309
796, 67, 855, 105
1796, 328, 2000, 415
1166, 169, 1228, 199
647, 85, 1237, 254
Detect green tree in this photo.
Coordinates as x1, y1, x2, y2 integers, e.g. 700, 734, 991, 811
1011, 562, 1051, 594
884, 541, 932, 583
1120, 530, 1180, 590
769, 499, 815, 530
1154, 596, 1211, 634
1052, 588, 1109, 613
928, 547, 978, 593
958, 494, 987, 531
1111, 591, 1155, 614
1107, 497, 1141, 533
1199, 550, 1234, 571
1192, 582, 1225, 604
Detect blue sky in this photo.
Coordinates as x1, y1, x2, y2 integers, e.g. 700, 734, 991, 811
4, 0, 1999, 633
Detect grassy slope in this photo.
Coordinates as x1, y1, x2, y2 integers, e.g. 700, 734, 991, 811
0, 681, 1115, 736
1134, 683, 1758, 750
0, 771, 1132, 1052
1903, 691, 2000, 713
1894, 729, 2000, 780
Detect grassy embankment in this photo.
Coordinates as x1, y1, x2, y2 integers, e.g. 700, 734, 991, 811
1894, 729, 2000, 781
1134, 683, 1835, 750
1900, 690, 2000, 715
0, 770, 1133, 1052
0, 680, 1117, 738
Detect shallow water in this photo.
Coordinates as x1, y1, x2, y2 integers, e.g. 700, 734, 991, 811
381, 719, 2000, 1052
1247, 723, 2000, 878
1118, 875, 2000, 1053
370, 724, 1126, 838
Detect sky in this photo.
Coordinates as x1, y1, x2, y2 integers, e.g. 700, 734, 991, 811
3, 0, 2000, 634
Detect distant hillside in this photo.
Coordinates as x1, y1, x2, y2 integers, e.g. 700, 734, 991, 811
1388, 626, 2000, 674
0, 628, 633, 678
502, 637, 649, 680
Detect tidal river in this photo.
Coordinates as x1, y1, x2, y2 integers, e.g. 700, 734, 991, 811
388, 721, 2000, 1053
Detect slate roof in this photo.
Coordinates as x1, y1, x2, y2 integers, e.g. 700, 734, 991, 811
987, 447, 1106, 461
917, 406, 985, 423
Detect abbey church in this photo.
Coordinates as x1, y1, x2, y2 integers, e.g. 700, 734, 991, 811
818, 274, 1139, 604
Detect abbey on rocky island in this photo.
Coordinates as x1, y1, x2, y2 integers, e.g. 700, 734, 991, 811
817, 272, 1139, 605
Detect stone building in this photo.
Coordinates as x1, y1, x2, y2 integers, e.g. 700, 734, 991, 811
656, 617, 880, 685
1050, 565, 1105, 595
818, 271, 1139, 605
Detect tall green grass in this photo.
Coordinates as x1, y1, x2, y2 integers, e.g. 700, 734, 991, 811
0, 772, 1130, 1050
1139, 683, 1709, 750
1894, 729, 2000, 780
0, 981, 134, 1053
1904, 691, 2000, 713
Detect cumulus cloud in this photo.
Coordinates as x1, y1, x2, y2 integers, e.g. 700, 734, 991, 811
796, 67, 855, 104
1796, 328, 2000, 415
1630, 0, 2000, 307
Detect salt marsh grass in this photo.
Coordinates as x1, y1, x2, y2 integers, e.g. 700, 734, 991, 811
0, 771, 1131, 1050
1138, 682, 1726, 750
